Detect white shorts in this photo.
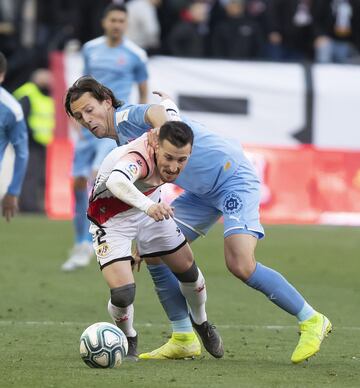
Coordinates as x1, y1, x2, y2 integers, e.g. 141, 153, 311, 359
90, 212, 186, 270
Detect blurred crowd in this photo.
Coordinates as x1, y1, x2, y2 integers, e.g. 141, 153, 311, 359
1, 0, 360, 91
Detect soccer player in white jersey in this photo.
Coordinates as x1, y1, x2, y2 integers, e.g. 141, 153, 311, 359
0, 52, 28, 221
62, 3, 149, 271
84, 120, 223, 360
65, 76, 331, 364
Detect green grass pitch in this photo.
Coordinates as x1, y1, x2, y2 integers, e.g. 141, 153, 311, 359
0, 216, 359, 387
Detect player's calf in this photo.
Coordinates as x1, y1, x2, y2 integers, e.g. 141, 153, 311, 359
173, 262, 224, 359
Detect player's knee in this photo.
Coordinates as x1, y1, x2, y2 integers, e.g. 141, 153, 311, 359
225, 254, 256, 282
172, 261, 199, 283
110, 283, 136, 308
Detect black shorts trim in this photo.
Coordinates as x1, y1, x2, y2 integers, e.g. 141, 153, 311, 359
100, 256, 134, 271
140, 238, 187, 258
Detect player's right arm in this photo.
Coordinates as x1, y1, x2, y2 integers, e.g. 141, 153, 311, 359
105, 153, 173, 221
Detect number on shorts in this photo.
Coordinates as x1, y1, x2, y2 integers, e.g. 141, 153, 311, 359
95, 228, 107, 245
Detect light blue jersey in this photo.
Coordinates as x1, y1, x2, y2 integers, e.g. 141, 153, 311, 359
83, 36, 148, 101
113, 103, 264, 240
0, 86, 28, 196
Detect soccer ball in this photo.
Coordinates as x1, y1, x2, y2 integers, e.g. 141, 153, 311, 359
80, 322, 128, 368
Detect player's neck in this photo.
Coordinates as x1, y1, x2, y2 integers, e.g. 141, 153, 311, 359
106, 36, 123, 47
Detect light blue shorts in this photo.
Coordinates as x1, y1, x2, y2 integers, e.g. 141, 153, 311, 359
171, 172, 265, 241
72, 135, 117, 178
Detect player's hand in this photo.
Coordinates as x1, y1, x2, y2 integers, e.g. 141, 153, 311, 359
147, 128, 159, 151
152, 90, 173, 101
2, 194, 18, 222
146, 202, 174, 221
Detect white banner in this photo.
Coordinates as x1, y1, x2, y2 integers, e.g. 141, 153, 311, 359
313, 64, 360, 150
148, 57, 305, 147
63, 53, 360, 150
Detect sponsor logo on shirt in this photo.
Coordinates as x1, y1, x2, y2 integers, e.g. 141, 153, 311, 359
124, 163, 139, 178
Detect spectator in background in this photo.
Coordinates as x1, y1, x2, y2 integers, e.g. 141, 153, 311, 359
0, 51, 29, 221
126, 0, 162, 55
168, 1, 210, 57
313, 0, 360, 63
267, 0, 315, 61
245, 0, 270, 56
13, 69, 54, 213
212, 0, 263, 59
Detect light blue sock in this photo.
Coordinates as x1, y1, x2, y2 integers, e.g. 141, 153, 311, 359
296, 301, 316, 322
147, 264, 193, 332
172, 317, 193, 333
246, 262, 313, 317
74, 189, 91, 244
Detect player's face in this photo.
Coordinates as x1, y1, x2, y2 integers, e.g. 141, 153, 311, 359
102, 10, 127, 41
70, 92, 114, 139
156, 140, 192, 183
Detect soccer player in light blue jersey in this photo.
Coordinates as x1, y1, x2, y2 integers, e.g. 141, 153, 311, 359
65, 77, 332, 364
0, 52, 28, 222
62, 3, 149, 271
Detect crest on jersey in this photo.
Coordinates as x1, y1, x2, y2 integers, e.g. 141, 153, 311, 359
223, 192, 243, 214
96, 243, 110, 257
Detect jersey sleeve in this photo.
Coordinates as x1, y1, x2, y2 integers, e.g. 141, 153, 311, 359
7, 118, 29, 196
112, 153, 148, 183
134, 55, 149, 84
116, 104, 153, 135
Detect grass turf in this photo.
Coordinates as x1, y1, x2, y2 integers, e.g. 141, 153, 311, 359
0, 216, 359, 387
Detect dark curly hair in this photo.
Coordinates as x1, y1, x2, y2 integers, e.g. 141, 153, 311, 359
64, 76, 123, 117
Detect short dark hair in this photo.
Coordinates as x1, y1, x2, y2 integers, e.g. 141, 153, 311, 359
0, 51, 7, 74
103, 3, 127, 18
64, 76, 123, 117
159, 121, 194, 148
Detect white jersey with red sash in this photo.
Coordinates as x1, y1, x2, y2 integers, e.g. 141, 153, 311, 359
87, 133, 163, 227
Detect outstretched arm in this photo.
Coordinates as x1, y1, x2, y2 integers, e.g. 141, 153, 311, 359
106, 154, 173, 221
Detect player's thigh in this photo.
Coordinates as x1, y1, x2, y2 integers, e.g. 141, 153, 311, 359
102, 260, 134, 289
161, 242, 194, 273
90, 219, 136, 272
72, 136, 98, 178
137, 216, 187, 260
219, 178, 265, 240
171, 191, 221, 241
92, 138, 117, 173
224, 233, 258, 280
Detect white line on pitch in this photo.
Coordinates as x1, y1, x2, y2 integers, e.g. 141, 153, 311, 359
0, 320, 359, 331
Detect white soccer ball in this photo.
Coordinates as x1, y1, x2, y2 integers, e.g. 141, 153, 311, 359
79, 322, 128, 368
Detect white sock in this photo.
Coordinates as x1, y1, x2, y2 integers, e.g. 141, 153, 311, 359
107, 300, 137, 338
179, 268, 207, 325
